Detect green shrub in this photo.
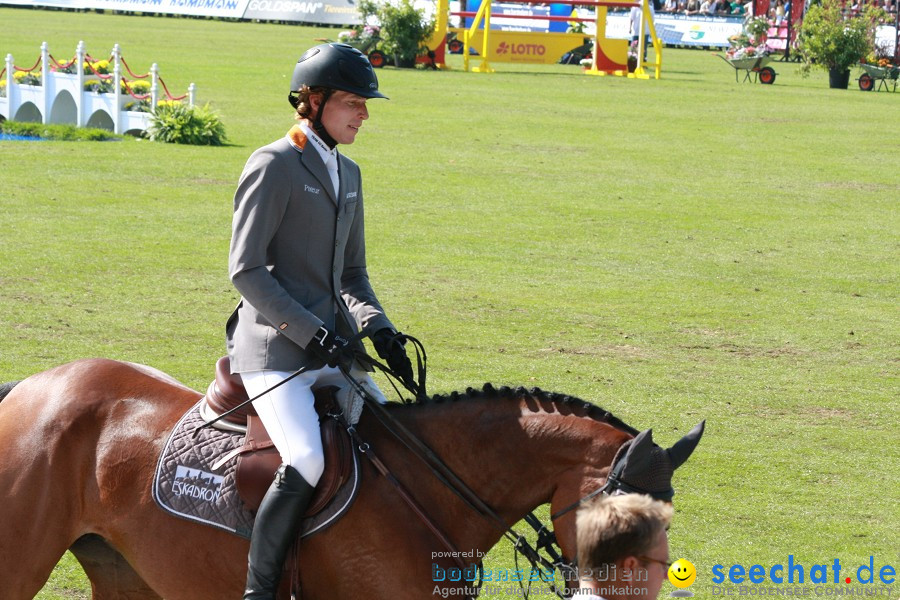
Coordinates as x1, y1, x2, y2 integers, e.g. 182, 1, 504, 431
798, 0, 885, 74
359, 0, 434, 66
147, 102, 227, 146
0, 120, 121, 141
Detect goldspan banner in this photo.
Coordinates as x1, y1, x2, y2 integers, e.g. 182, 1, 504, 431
242, 0, 360, 24
0, 0, 362, 24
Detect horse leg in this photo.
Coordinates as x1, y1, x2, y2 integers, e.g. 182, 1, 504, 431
0, 525, 71, 600
69, 534, 162, 600
0, 393, 87, 598
0, 361, 246, 600
0, 365, 164, 599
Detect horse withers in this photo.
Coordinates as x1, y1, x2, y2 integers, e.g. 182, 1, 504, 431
0, 358, 704, 599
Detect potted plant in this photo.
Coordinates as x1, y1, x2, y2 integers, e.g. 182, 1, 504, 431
797, 0, 885, 89
359, 0, 435, 68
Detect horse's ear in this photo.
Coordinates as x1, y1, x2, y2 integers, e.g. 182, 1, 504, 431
667, 420, 705, 470
622, 428, 655, 473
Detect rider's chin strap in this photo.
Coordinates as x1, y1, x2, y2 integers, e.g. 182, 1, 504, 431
311, 89, 337, 149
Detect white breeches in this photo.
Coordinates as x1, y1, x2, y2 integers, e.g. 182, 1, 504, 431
241, 366, 385, 486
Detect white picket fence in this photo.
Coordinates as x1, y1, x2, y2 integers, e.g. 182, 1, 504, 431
0, 41, 195, 135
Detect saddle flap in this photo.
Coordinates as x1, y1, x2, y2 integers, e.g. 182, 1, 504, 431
234, 416, 279, 510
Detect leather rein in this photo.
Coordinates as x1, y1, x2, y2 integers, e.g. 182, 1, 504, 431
339, 332, 636, 600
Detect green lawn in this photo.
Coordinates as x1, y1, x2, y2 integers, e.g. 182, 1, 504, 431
0, 6, 897, 599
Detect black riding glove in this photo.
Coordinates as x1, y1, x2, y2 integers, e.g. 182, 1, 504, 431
308, 326, 351, 368
372, 328, 415, 389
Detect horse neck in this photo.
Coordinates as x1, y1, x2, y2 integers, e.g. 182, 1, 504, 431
387, 391, 634, 554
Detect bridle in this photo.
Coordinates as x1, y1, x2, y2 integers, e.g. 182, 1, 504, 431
340, 332, 646, 600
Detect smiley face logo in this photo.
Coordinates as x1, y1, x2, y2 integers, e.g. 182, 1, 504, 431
668, 559, 697, 588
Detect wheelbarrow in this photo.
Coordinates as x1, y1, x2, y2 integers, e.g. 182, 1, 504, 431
315, 36, 387, 68
858, 62, 899, 92
714, 53, 777, 84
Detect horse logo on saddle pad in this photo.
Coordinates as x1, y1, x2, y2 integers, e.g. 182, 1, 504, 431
173, 466, 224, 503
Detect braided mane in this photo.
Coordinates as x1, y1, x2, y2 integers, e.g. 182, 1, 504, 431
396, 382, 640, 436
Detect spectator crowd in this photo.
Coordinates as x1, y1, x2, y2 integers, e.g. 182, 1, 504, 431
656, 0, 897, 22
659, 0, 755, 16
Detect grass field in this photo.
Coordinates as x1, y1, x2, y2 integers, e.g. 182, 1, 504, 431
0, 6, 897, 599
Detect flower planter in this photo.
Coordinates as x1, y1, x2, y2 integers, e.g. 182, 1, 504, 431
828, 68, 851, 89
393, 54, 416, 68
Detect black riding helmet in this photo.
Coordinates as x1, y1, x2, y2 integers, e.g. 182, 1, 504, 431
289, 43, 386, 148
289, 43, 388, 102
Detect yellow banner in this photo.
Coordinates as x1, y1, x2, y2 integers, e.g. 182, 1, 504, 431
459, 30, 588, 65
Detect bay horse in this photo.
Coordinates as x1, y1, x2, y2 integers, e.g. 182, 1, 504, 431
0, 358, 703, 599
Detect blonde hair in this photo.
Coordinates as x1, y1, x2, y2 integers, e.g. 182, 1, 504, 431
291, 85, 329, 120
576, 494, 673, 573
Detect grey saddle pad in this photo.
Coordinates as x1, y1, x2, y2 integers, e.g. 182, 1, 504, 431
152, 401, 360, 539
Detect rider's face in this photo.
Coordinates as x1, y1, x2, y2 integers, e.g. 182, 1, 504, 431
311, 91, 369, 145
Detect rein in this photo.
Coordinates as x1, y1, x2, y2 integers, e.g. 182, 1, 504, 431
341, 341, 635, 600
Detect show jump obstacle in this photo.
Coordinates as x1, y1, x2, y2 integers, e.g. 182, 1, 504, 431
427, 0, 661, 78
0, 42, 195, 135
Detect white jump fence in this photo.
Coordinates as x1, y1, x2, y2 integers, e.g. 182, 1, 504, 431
0, 42, 195, 135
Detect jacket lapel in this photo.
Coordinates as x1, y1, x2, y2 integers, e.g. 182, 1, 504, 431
288, 125, 337, 206
335, 154, 344, 211
301, 146, 338, 206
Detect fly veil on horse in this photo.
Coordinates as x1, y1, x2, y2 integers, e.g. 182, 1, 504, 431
0, 356, 704, 599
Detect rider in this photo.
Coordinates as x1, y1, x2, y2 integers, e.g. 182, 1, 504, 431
225, 42, 415, 599
573, 494, 673, 600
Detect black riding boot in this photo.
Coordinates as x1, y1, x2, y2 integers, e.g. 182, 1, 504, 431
243, 464, 315, 600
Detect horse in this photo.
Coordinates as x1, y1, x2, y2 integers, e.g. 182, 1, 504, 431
0, 358, 704, 599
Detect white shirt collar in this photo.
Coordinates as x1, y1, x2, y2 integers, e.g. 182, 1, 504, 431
297, 121, 337, 168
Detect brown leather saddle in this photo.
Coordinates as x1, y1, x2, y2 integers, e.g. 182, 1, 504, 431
204, 357, 353, 516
